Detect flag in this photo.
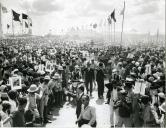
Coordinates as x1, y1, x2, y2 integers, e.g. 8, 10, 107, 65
2, 6, 8, 13
25, 22, 28, 28
111, 9, 116, 22
28, 18, 32, 26
12, 10, 20, 22
107, 15, 112, 24
93, 23, 97, 29
22, 13, 28, 19
120, 1, 125, 15
7, 24, 10, 29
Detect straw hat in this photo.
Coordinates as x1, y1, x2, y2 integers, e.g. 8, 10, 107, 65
158, 92, 165, 99
27, 84, 38, 92
44, 75, 50, 80
159, 103, 166, 113
58, 66, 63, 70
52, 74, 60, 79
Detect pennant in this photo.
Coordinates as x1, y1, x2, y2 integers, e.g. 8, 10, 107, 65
7, 24, 10, 29
2, 6, 8, 13
12, 10, 20, 22
120, 1, 125, 15
22, 13, 28, 19
111, 9, 116, 22
25, 22, 28, 28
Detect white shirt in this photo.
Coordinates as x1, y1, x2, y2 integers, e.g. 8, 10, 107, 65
79, 105, 96, 125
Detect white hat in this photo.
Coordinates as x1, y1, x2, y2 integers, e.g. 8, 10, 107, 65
135, 62, 139, 66
52, 74, 60, 79
158, 92, 165, 99
58, 66, 63, 70
44, 75, 50, 80
75, 65, 79, 69
159, 103, 166, 112
112, 69, 117, 73
27, 84, 38, 92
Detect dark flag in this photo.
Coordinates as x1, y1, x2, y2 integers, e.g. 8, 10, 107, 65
12, 10, 20, 22
25, 22, 28, 28
93, 23, 97, 29
7, 24, 10, 29
22, 13, 28, 19
111, 9, 116, 22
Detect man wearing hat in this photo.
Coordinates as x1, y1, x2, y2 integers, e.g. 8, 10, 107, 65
27, 84, 43, 124
39, 75, 52, 124
84, 62, 95, 96
114, 89, 132, 127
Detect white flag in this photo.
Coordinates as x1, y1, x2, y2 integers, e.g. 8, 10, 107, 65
120, 1, 125, 15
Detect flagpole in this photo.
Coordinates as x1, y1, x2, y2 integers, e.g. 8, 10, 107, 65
156, 29, 159, 44
120, 11, 124, 45
0, 3, 3, 38
109, 24, 110, 44
12, 11, 14, 36
22, 16, 23, 35
114, 21, 115, 44
111, 22, 112, 43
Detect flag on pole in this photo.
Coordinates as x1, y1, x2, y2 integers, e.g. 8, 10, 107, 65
25, 22, 28, 28
7, 24, 10, 29
111, 9, 116, 22
12, 10, 20, 22
22, 13, 28, 19
120, 1, 125, 15
2, 6, 8, 13
93, 23, 97, 29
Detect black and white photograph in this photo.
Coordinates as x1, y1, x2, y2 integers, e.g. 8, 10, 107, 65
0, 0, 165, 127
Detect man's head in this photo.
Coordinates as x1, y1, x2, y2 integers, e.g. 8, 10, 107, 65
18, 97, 27, 108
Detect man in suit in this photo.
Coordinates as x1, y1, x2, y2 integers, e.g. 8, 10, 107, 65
84, 62, 95, 96
96, 62, 105, 99
76, 86, 84, 118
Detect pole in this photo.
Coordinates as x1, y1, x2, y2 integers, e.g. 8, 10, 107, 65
156, 29, 159, 44
114, 22, 115, 44
120, 13, 124, 45
22, 17, 23, 34
12, 13, 14, 36
109, 24, 110, 43
111, 22, 112, 43
0, 3, 3, 38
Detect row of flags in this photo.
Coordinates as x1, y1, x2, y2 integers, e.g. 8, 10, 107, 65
107, 1, 125, 24
1, 4, 32, 31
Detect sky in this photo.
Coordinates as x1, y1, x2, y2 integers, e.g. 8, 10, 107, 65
1, 0, 165, 35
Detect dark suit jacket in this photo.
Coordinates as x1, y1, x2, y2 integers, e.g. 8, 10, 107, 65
84, 68, 94, 82
96, 69, 105, 83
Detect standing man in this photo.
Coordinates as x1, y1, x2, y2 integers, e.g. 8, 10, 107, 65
96, 62, 105, 99
84, 62, 95, 96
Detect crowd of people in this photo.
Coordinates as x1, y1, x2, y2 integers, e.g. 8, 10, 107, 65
0, 37, 165, 127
